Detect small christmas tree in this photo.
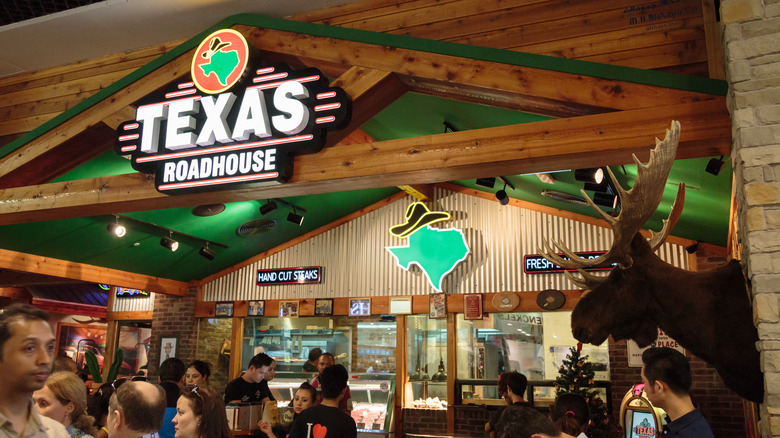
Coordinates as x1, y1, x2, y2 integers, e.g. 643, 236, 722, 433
554, 343, 613, 437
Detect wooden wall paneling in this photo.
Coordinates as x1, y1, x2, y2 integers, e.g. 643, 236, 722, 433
0, 113, 59, 138
195, 301, 216, 318
578, 40, 708, 70
512, 23, 705, 61
700, 0, 725, 79
0, 92, 94, 127
244, 29, 717, 113
0, 40, 181, 89
450, 0, 703, 50
289, 0, 423, 24
0, 99, 731, 225
296, 0, 464, 28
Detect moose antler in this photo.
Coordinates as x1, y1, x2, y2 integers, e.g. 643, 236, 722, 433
540, 121, 685, 288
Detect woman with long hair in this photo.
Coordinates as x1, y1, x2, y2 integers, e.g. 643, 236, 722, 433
172, 385, 231, 438
33, 371, 97, 438
550, 393, 590, 438
86, 383, 113, 438
184, 360, 211, 387
258, 382, 318, 438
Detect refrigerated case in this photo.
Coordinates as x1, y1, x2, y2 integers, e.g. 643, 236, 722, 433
405, 315, 447, 409
242, 317, 352, 372
452, 379, 612, 411
268, 373, 395, 438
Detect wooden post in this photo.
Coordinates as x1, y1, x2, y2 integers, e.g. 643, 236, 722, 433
102, 289, 118, 383
229, 311, 244, 380
395, 314, 407, 437
446, 312, 456, 434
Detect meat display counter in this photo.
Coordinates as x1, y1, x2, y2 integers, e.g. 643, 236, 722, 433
268, 373, 395, 438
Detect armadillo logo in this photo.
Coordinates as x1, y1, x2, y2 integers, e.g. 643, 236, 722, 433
191, 29, 249, 95
114, 29, 351, 194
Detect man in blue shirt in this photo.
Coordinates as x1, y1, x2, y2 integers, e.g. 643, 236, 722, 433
641, 347, 715, 438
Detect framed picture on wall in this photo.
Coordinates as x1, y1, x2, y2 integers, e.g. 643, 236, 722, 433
279, 300, 299, 318
349, 298, 371, 316
314, 299, 333, 316
215, 301, 234, 317
56, 323, 107, 370
429, 293, 447, 319
160, 336, 178, 364
248, 300, 264, 316
464, 294, 483, 320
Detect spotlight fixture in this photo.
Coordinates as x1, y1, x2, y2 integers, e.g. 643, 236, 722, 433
706, 156, 725, 176
160, 234, 179, 252
496, 183, 510, 205
583, 181, 609, 193
259, 200, 278, 215
475, 177, 496, 189
107, 216, 126, 237
287, 208, 304, 226
199, 243, 216, 261
574, 167, 605, 184
592, 192, 618, 209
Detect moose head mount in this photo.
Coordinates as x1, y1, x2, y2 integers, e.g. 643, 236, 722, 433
541, 121, 763, 403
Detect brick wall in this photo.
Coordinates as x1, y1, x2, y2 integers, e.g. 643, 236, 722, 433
721, 0, 780, 435
401, 408, 447, 436
454, 406, 493, 436
148, 286, 198, 378
195, 318, 233, 394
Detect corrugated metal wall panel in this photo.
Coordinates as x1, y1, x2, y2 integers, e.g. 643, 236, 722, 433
204, 188, 688, 301
112, 292, 156, 312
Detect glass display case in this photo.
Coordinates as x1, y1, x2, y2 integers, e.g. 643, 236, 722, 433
456, 312, 610, 382
242, 317, 351, 372
453, 379, 612, 411
356, 319, 396, 374
268, 373, 395, 438
405, 315, 447, 409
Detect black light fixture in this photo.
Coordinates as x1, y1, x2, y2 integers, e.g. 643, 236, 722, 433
107, 215, 126, 237
160, 233, 179, 252
496, 183, 510, 205
259, 200, 278, 215
685, 242, 699, 254
574, 167, 605, 184
592, 192, 618, 209
706, 156, 725, 176
475, 177, 496, 189
287, 207, 304, 226
199, 243, 216, 260
583, 180, 609, 193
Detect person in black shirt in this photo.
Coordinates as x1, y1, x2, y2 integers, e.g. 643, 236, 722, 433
302, 348, 321, 373
224, 353, 274, 403
288, 364, 356, 438
486, 371, 529, 437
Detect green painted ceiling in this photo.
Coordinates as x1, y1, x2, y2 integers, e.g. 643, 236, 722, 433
0, 91, 732, 284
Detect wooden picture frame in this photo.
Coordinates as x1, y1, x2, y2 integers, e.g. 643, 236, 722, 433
160, 336, 178, 364
429, 293, 447, 319
248, 300, 264, 316
215, 301, 234, 317
464, 294, 483, 320
349, 298, 371, 316
279, 300, 299, 318
389, 297, 413, 314
314, 298, 333, 316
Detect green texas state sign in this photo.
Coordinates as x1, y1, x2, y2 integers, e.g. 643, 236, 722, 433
115, 29, 351, 194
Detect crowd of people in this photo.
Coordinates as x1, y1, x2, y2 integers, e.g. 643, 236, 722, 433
1, 302, 714, 438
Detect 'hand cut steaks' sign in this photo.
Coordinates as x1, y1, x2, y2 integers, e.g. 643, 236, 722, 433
114, 29, 351, 194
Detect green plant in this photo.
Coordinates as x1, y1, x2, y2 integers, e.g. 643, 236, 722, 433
84, 349, 124, 384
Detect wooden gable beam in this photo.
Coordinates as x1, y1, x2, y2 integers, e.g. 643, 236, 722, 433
239, 26, 721, 116
0, 248, 188, 296
0, 99, 730, 225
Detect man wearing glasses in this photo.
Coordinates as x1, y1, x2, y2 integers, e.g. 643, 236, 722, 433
0, 304, 69, 438
106, 381, 166, 438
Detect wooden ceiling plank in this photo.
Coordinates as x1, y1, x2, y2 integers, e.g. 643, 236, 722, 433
0, 248, 187, 296
0, 49, 194, 184
243, 27, 718, 114
0, 99, 730, 225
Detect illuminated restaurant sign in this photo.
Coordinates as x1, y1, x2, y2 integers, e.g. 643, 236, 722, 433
114, 29, 351, 194
523, 251, 613, 274
257, 266, 322, 285
116, 287, 149, 298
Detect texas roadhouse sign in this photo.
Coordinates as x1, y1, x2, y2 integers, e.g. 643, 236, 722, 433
115, 29, 351, 194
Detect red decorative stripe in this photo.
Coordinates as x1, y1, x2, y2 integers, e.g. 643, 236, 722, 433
314, 103, 340, 111
253, 72, 289, 83
159, 172, 279, 190
123, 123, 139, 130
165, 88, 197, 99
256, 67, 275, 75
121, 145, 137, 152
316, 91, 336, 99
315, 116, 336, 124
178, 82, 195, 89
118, 134, 139, 141
247, 75, 320, 91
136, 134, 313, 163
